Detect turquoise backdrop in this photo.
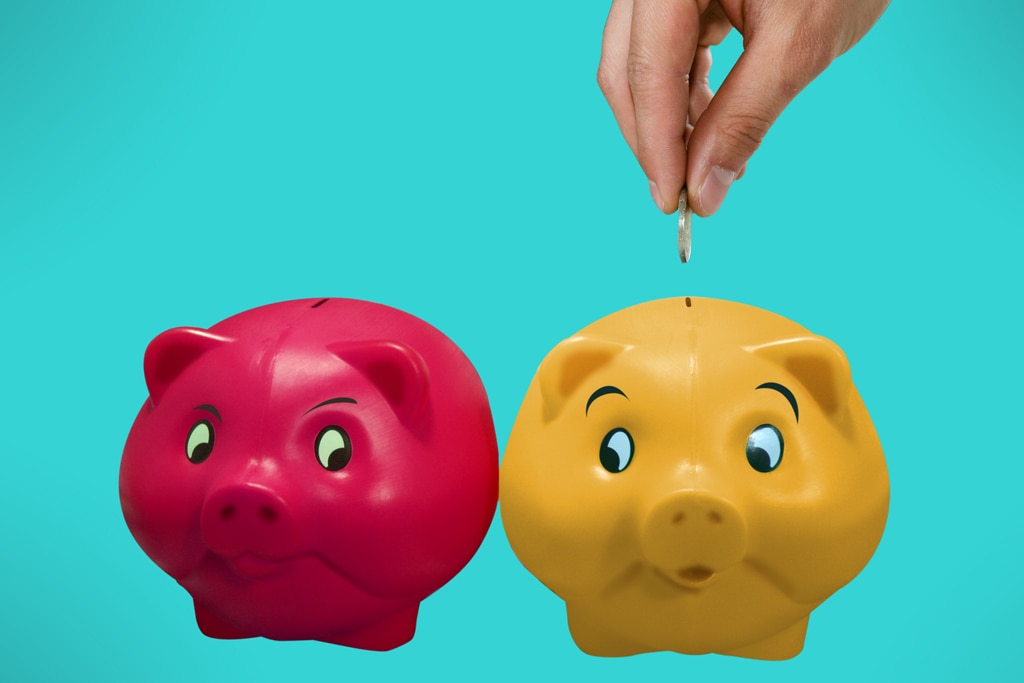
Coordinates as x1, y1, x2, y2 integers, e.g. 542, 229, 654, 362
2, 1, 1020, 680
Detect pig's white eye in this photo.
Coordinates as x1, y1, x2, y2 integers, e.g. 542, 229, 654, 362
746, 424, 783, 473
600, 428, 634, 473
186, 420, 214, 464
316, 426, 352, 471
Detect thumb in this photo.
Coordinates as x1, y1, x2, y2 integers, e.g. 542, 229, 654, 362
686, 32, 833, 216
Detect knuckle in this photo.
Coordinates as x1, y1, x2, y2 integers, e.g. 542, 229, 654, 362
714, 111, 773, 158
596, 59, 617, 96
626, 50, 688, 93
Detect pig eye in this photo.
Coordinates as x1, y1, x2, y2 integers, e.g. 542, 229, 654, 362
600, 428, 634, 473
316, 426, 352, 471
746, 424, 783, 473
186, 420, 214, 464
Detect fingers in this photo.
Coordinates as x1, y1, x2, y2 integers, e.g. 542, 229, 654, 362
698, 2, 732, 46
627, 0, 702, 213
600, 0, 889, 218
687, 46, 714, 135
597, 0, 639, 156
686, 22, 836, 216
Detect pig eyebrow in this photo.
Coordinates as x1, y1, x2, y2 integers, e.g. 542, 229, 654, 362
586, 385, 627, 415
194, 404, 222, 422
304, 397, 358, 414
756, 382, 799, 422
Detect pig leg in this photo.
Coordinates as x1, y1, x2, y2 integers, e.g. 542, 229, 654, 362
324, 605, 419, 651
193, 600, 254, 640
566, 604, 646, 657
721, 615, 808, 660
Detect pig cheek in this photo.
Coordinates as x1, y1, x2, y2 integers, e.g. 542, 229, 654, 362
311, 433, 494, 599
120, 415, 209, 579
502, 433, 636, 599
744, 434, 887, 604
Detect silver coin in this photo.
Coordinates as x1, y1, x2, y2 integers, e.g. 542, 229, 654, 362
678, 187, 691, 263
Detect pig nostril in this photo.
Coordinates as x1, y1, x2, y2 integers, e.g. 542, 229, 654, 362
220, 505, 237, 521
259, 506, 278, 523
708, 511, 722, 524
672, 512, 685, 525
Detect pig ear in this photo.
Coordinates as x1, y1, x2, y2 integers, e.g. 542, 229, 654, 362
538, 336, 631, 421
746, 336, 852, 414
329, 340, 430, 428
144, 327, 234, 406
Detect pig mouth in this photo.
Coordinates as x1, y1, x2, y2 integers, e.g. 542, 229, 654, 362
670, 565, 717, 589
225, 553, 290, 580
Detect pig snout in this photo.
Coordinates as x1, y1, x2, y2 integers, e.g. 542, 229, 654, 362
640, 491, 747, 584
200, 484, 299, 559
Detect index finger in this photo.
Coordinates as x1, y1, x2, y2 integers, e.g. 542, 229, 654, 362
627, 0, 702, 213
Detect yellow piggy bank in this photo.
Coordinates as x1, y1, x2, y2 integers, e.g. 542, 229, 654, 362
500, 297, 889, 660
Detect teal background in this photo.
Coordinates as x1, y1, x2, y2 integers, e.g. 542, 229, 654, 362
2, 1, 1020, 680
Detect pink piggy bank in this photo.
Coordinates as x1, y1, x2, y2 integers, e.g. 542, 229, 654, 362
120, 298, 498, 650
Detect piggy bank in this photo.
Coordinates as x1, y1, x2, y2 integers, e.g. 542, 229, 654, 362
500, 297, 888, 660
120, 298, 498, 650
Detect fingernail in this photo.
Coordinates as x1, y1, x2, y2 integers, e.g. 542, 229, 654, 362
648, 178, 664, 212
698, 166, 737, 215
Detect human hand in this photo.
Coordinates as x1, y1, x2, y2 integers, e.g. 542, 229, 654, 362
597, 0, 889, 216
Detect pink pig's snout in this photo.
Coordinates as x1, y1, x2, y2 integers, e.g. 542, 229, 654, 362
640, 491, 747, 586
201, 484, 300, 560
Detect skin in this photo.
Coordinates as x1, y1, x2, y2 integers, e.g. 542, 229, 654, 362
597, 0, 889, 216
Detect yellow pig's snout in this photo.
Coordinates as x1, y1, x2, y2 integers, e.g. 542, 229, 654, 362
640, 490, 747, 587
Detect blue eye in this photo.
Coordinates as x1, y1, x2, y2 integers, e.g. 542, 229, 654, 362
600, 428, 634, 473
746, 424, 783, 473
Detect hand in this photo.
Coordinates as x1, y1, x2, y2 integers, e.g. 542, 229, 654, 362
597, 0, 889, 216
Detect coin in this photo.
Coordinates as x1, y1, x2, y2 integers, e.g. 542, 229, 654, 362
678, 186, 691, 263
